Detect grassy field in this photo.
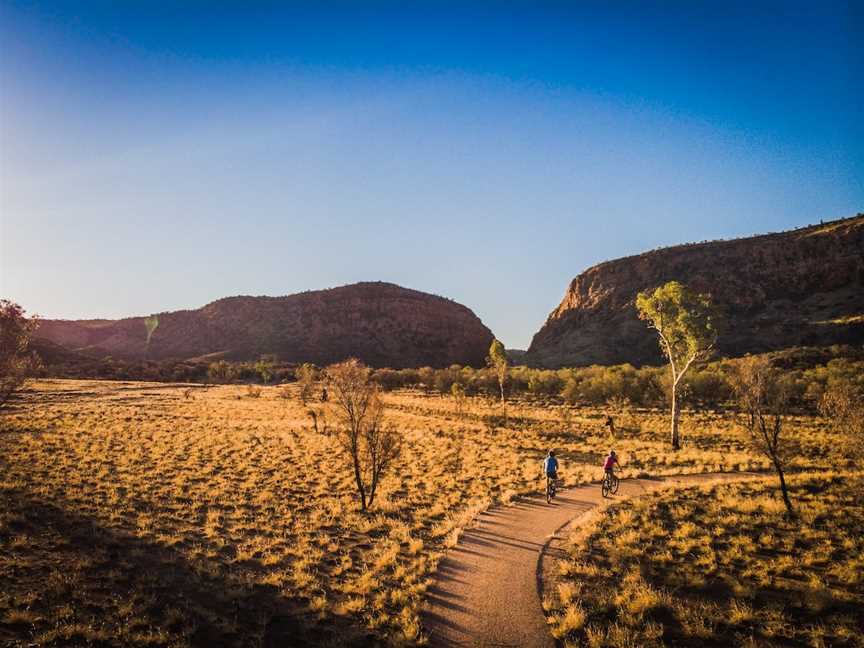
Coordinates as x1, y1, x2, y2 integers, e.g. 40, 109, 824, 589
0, 379, 852, 646
546, 474, 864, 647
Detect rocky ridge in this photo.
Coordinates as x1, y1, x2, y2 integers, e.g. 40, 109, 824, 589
526, 215, 864, 368
34, 282, 495, 368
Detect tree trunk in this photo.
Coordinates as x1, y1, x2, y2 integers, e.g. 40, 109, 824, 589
368, 466, 379, 509
773, 457, 795, 517
352, 452, 368, 511
357, 481, 368, 511
670, 387, 681, 450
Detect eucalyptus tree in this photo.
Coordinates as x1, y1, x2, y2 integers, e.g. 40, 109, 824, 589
636, 281, 718, 449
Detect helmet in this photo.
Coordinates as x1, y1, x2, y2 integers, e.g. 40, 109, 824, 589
549, 449, 556, 457
610, 450, 617, 456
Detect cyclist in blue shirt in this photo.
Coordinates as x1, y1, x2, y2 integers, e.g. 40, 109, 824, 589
543, 449, 559, 480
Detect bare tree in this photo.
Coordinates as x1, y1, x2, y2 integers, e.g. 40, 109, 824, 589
819, 381, 864, 462
731, 356, 796, 517
0, 300, 41, 409
450, 382, 467, 419
326, 359, 402, 511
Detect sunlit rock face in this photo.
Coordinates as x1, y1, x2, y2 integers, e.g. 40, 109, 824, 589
527, 215, 864, 368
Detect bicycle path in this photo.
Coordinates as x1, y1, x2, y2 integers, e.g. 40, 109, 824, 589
421, 472, 757, 647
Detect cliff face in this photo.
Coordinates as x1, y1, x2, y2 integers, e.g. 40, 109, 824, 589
526, 215, 864, 368
34, 282, 495, 368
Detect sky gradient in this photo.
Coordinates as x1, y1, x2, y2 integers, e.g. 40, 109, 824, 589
1, 1, 862, 348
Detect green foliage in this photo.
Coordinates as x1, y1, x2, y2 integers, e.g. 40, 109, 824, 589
417, 367, 435, 392
487, 339, 509, 403
488, 339, 507, 368
207, 360, 236, 384
560, 364, 659, 406
523, 368, 565, 397
636, 281, 720, 448
254, 356, 275, 384
371, 368, 406, 392
636, 281, 719, 370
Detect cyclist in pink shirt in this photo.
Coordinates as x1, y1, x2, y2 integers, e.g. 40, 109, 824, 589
603, 450, 619, 475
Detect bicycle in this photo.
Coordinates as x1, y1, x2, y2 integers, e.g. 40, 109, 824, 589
601, 470, 619, 498
546, 473, 560, 503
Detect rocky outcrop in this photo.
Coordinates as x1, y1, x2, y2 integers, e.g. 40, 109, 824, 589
526, 215, 864, 368
34, 282, 495, 368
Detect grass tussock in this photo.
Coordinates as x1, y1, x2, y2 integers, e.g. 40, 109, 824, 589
546, 473, 864, 647
0, 379, 854, 646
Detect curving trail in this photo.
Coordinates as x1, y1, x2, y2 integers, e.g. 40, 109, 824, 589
421, 472, 757, 647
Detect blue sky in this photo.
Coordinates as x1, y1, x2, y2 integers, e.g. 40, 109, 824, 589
1, 1, 861, 349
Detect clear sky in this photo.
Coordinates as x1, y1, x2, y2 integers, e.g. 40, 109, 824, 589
1, 1, 861, 349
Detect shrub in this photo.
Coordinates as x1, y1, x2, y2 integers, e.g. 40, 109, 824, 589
819, 380, 864, 460
254, 356, 276, 384
0, 300, 41, 409
207, 361, 235, 384
450, 383, 467, 419
295, 363, 318, 404
371, 368, 404, 392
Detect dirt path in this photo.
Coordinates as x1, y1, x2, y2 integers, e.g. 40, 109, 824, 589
421, 472, 759, 647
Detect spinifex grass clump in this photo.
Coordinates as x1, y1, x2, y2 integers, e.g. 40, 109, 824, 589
546, 474, 864, 647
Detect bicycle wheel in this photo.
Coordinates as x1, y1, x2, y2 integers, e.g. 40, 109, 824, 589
601, 477, 610, 498
611, 475, 620, 495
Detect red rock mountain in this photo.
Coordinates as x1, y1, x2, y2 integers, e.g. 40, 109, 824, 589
527, 215, 864, 368
34, 282, 495, 368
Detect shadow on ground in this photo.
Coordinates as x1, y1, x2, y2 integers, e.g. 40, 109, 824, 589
0, 488, 377, 647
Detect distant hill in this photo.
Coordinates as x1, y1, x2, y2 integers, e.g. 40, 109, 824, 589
527, 214, 864, 368
33, 282, 495, 368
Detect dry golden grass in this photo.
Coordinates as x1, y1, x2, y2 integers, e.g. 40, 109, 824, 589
0, 379, 851, 646
547, 474, 864, 647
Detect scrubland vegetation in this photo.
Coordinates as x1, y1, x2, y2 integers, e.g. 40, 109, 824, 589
35, 341, 864, 413
0, 376, 858, 646
546, 474, 864, 647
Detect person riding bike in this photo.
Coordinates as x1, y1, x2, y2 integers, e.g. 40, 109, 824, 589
603, 449, 619, 475
543, 449, 559, 493
601, 450, 621, 497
